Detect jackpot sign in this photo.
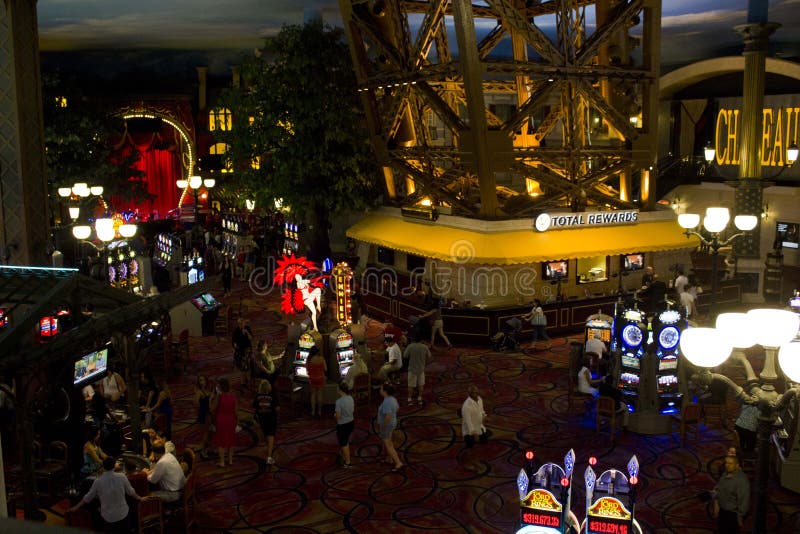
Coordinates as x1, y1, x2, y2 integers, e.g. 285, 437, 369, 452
520, 489, 562, 529
587, 497, 632, 534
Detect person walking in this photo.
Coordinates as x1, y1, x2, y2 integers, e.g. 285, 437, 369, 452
212, 377, 238, 467
232, 318, 254, 389
306, 347, 327, 418
404, 338, 431, 405
194, 375, 213, 458
253, 379, 278, 465
713, 448, 750, 533
377, 383, 403, 471
335, 383, 355, 468
461, 385, 489, 472
253, 340, 279, 386
522, 299, 549, 347
70, 456, 141, 533
421, 304, 451, 348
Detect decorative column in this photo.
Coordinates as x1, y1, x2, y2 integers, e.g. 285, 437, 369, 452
0, 0, 51, 266
733, 0, 779, 258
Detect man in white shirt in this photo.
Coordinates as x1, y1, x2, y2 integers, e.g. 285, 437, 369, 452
585, 334, 607, 359
680, 285, 697, 318
70, 456, 141, 531
461, 385, 488, 471
379, 339, 402, 381
143, 442, 186, 502
674, 270, 689, 295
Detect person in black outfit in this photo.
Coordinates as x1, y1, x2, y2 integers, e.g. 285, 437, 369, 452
232, 318, 253, 387
221, 256, 233, 295
638, 273, 667, 313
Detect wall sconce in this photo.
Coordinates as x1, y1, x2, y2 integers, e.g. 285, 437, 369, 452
670, 196, 681, 212
761, 203, 770, 220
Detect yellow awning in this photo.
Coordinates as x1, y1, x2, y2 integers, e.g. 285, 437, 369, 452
347, 213, 699, 265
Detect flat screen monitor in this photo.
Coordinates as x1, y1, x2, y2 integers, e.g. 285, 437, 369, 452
74, 346, 109, 387
201, 293, 218, 307
542, 260, 568, 280
621, 354, 640, 369
622, 253, 644, 271
776, 221, 799, 249
188, 268, 198, 285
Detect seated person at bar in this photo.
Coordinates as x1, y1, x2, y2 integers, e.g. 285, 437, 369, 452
379, 337, 403, 381
70, 456, 141, 532
142, 442, 185, 502
142, 426, 166, 462
577, 355, 603, 397
81, 427, 109, 477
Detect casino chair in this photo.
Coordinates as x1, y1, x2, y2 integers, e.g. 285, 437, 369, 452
352, 372, 371, 406
671, 402, 702, 447
275, 375, 304, 416
595, 396, 625, 443
137, 495, 164, 534
33, 440, 69, 501
163, 472, 196, 531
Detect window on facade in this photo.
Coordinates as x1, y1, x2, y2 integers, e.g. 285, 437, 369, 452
209, 108, 232, 131
54, 96, 68, 108
209, 142, 233, 173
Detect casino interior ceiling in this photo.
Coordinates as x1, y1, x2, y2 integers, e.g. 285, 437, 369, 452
338, 0, 661, 218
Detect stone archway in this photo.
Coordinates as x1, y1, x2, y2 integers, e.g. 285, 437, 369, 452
660, 56, 800, 98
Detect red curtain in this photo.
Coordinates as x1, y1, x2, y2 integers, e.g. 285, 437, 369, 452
111, 127, 184, 221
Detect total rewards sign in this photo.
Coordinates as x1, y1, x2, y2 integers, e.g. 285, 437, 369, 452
518, 488, 562, 533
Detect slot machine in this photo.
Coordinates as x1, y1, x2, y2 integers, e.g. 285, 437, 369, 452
615, 308, 646, 411
582, 455, 643, 534
332, 331, 355, 381
38, 314, 60, 341
185, 254, 204, 285
293, 333, 316, 381
773, 390, 800, 493
515, 449, 579, 534
0, 307, 9, 329
652, 309, 685, 414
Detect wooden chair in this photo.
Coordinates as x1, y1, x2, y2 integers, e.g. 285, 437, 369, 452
352, 372, 371, 406
33, 440, 69, 500
164, 472, 196, 531
595, 396, 624, 442
182, 447, 196, 476
672, 403, 702, 446
138, 495, 164, 534
274, 375, 304, 416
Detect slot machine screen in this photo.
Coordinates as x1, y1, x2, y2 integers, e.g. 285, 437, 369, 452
776, 221, 799, 249
340, 364, 352, 378
39, 316, 59, 337
587, 327, 611, 343
188, 268, 198, 285
295, 367, 308, 378
338, 349, 355, 363
191, 297, 207, 310
295, 348, 310, 363
201, 293, 219, 307
658, 375, 678, 387
658, 357, 678, 371
620, 372, 640, 385
74, 346, 109, 387
621, 354, 640, 369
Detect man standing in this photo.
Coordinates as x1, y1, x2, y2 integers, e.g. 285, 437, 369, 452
641, 266, 655, 288
404, 337, 431, 405
461, 385, 489, 472
680, 284, 698, 318
143, 442, 186, 502
70, 456, 141, 533
379, 337, 403, 382
674, 269, 689, 295
713, 448, 750, 533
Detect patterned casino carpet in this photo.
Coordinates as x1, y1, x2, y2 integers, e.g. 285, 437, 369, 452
46, 279, 800, 533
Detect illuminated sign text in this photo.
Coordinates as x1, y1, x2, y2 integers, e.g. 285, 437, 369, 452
715, 107, 800, 167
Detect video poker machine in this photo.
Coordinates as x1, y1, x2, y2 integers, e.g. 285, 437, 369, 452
329, 330, 355, 381
582, 455, 643, 534
615, 308, 646, 412
585, 314, 613, 351
515, 449, 580, 534
652, 309, 685, 415
292, 332, 319, 381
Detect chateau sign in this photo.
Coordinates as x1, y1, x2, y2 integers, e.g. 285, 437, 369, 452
534, 210, 639, 232
714, 106, 800, 167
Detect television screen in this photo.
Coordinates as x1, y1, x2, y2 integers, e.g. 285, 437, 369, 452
776, 221, 799, 249
623, 253, 644, 271
188, 268, 198, 285
587, 327, 611, 343
542, 260, 568, 280
201, 293, 219, 307
74, 346, 109, 387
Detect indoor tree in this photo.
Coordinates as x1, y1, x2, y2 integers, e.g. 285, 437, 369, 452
217, 21, 380, 262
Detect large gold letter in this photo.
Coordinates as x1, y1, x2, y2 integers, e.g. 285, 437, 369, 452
761, 108, 774, 166
772, 108, 784, 166
727, 109, 739, 165
716, 109, 728, 164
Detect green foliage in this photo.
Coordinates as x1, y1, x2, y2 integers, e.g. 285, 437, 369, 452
42, 74, 148, 204
217, 21, 380, 222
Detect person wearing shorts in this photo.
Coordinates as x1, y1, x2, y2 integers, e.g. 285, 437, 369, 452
377, 383, 403, 470
335, 383, 355, 468
404, 338, 431, 405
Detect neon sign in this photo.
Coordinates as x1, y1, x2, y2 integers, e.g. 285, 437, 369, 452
521, 511, 561, 528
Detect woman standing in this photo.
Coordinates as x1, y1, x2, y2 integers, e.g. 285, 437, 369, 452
253, 340, 278, 386
146, 378, 173, 439
335, 383, 355, 468
194, 375, 213, 458
522, 299, 549, 346
253, 379, 278, 465
377, 383, 403, 471
212, 377, 238, 467
306, 347, 327, 418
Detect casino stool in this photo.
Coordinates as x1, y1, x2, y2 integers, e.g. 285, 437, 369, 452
671, 402, 702, 447
163, 472, 196, 531
137, 495, 164, 534
595, 396, 624, 443
352, 373, 371, 407
275, 375, 304, 416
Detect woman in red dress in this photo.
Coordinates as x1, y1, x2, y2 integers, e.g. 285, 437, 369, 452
306, 347, 327, 418
212, 377, 238, 467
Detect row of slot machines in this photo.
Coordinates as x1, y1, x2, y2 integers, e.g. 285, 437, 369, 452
154, 233, 181, 268
515, 449, 642, 534
291, 330, 357, 382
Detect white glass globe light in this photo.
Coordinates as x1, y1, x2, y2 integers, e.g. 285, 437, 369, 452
90, 186, 104, 196
679, 327, 733, 368
203, 178, 216, 188
72, 225, 91, 240
734, 215, 757, 231
119, 224, 138, 238
176, 179, 188, 189
678, 213, 700, 230
747, 309, 800, 348
68, 206, 80, 220
189, 175, 203, 189
58, 187, 72, 198
703, 207, 730, 233
95, 218, 116, 242
715, 313, 757, 349
778, 343, 800, 383
72, 182, 88, 196
704, 146, 716, 163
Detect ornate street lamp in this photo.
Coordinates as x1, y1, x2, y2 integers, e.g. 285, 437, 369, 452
680, 309, 800, 534
678, 207, 757, 316
177, 175, 215, 222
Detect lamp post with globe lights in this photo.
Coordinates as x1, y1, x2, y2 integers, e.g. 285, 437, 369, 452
678, 207, 758, 316
176, 175, 215, 223
679, 309, 800, 534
